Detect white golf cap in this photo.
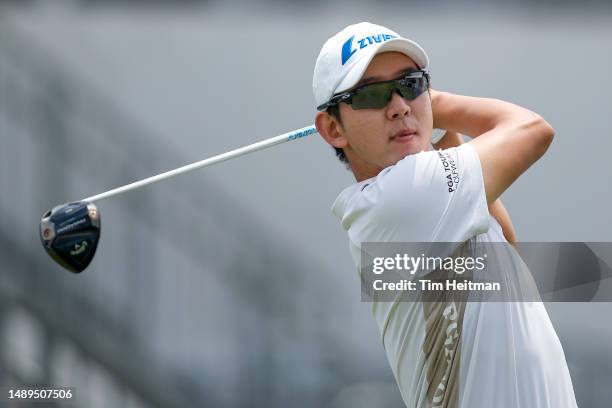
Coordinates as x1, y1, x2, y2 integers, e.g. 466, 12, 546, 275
313, 22, 429, 110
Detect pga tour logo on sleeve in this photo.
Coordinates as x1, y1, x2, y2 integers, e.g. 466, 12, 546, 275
341, 33, 398, 65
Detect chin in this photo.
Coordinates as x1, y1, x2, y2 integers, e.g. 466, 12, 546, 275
398, 144, 427, 159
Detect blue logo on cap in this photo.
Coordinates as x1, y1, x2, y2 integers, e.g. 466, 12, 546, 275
341, 33, 398, 65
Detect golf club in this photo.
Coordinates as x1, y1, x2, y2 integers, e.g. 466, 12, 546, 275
39, 125, 318, 273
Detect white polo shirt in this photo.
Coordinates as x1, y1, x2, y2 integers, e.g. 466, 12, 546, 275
332, 143, 578, 408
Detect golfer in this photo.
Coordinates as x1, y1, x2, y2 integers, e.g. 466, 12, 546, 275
313, 22, 578, 407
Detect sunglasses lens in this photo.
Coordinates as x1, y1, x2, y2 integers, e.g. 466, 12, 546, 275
350, 76, 428, 110
397, 84, 418, 99
351, 83, 393, 109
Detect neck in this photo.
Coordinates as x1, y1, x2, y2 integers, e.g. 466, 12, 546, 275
350, 161, 384, 182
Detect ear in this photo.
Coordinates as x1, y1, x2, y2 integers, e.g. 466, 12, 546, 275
315, 111, 347, 150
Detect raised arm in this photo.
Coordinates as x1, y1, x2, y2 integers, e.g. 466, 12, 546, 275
433, 130, 517, 243
431, 90, 554, 205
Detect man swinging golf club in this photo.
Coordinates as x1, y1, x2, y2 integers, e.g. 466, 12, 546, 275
314, 22, 578, 407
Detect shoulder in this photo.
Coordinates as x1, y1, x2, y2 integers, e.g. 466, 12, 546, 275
331, 145, 488, 241
331, 149, 442, 226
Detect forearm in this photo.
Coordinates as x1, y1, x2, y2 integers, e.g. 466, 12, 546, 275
431, 90, 543, 138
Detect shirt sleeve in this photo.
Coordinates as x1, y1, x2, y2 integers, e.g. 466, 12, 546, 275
355, 143, 490, 243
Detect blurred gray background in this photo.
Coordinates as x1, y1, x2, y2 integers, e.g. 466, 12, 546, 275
0, 0, 611, 407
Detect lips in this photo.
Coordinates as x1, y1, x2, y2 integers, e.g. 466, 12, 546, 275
391, 128, 418, 141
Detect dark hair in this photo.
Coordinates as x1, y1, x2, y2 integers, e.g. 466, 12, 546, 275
326, 104, 349, 165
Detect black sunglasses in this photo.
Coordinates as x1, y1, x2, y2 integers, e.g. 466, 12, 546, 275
317, 70, 430, 111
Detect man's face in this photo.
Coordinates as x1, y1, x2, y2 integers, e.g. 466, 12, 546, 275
337, 52, 433, 179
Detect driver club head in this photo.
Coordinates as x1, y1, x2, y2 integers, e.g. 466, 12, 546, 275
40, 201, 101, 273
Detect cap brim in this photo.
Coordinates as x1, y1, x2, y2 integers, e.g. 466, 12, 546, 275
335, 38, 429, 94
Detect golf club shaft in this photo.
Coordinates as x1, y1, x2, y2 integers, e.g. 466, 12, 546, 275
83, 125, 318, 203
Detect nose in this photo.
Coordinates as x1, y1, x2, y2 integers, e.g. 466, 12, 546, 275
386, 90, 411, 120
